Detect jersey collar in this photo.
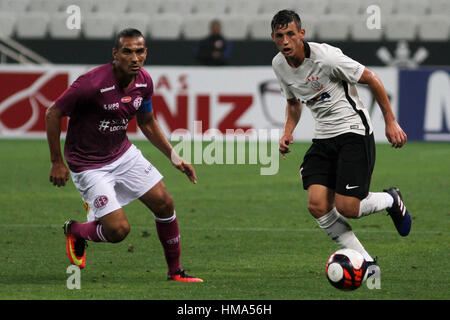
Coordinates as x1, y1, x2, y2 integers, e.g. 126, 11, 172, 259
303, 40, 311, 59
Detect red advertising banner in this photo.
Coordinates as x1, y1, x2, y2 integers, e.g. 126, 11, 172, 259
0, 70, 69, 135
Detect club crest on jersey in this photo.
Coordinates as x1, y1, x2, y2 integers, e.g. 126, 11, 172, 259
133, 96, 143, 109
307, 76, 323, 92
121, 96, 132, 103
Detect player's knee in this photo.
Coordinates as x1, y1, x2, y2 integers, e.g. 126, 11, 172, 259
153, 194, 175, 219
307, 201, 330, 217
108, 223, 130, 243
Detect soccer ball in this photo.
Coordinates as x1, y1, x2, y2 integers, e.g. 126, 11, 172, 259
325, 248, 368, 290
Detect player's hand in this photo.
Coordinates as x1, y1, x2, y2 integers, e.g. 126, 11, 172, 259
385, 120, 407, 148
279, 134, 294, 159
49, 161, 69, 187
175, 161, 197, 184
170, 150, 197, 184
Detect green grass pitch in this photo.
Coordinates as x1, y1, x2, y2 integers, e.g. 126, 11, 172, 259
0, 139, 448, 300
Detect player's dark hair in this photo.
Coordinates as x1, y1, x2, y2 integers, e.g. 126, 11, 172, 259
114, 28, 145, 49
271, 9, 302, 31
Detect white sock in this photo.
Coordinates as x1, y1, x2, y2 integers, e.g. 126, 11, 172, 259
316, 208, 374, 262
358, 192, 394, 218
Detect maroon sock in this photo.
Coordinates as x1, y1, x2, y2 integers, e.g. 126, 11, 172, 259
70, 220, 109, 242
155, 215, 182, 275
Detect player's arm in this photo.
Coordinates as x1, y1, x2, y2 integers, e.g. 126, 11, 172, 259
358, 67, 407, 148
280, 97, 302, 159
136, 111, 197, 184
45, 104, 70, 187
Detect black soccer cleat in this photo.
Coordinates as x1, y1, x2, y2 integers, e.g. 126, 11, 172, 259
384, 187, 412, 237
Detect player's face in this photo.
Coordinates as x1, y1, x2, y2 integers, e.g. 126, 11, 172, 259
113, 36, 147, 76
271, 21, 305, 59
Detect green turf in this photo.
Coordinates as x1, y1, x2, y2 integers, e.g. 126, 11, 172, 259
0, 139, 449, 300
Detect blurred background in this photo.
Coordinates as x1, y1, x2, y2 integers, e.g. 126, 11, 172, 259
0, 0, 449, 141
0, 0, 449, 65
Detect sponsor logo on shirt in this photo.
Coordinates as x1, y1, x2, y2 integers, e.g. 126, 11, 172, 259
309, 91, 331, 103
98, 119, 129, 132
121, 96, 132, 103
103, 102, 119, 111
133, 96, 143, 109
135, 83, 147, 88
100, 85, 115, 93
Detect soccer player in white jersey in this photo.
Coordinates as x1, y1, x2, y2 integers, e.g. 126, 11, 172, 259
271, 10, 412, 266
46, 29, 202, 282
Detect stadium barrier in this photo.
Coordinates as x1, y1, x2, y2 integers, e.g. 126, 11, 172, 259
0, 65, 449, 142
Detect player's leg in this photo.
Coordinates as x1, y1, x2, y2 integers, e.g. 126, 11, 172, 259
62, 168, 132, 268
139, 181, 203, 282
63, 208, 130, 269
352, 189, 411, 237
98, 209, 130, 242
300, 138, 375, 262
306, 184, 335, 219
67, 208, 129, 242
335, 133, 411, 236
113, 145, 201, 281
307, 184, 375, 262
139, 181, 180, 275
334, 192, 392, 219
355, 188, 411, 238
348, 192, 393, 218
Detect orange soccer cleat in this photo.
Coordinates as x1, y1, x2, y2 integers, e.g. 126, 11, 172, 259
62, 220, 87, 269
168, 269, 203, 283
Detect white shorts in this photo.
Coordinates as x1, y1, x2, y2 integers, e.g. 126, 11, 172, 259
71, 144, 163, 222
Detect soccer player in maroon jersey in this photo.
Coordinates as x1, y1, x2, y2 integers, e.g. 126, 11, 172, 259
45, 28, 202, 282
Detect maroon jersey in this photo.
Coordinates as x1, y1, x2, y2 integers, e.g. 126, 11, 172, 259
55, 63, 153, 172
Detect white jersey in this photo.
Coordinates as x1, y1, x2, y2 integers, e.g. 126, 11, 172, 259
272, 41, 372, 139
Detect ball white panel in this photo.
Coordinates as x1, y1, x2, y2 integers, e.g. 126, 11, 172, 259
334, 248, 365, 269
327, 262, 344, 282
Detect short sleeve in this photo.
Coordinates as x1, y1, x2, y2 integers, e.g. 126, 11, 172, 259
324, 46, 365, 84
142, 70, 154, 100
273, 67, 295, 100
137, 98, 153, 113
54, 74, 90, 116
136, 71, 154, 113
